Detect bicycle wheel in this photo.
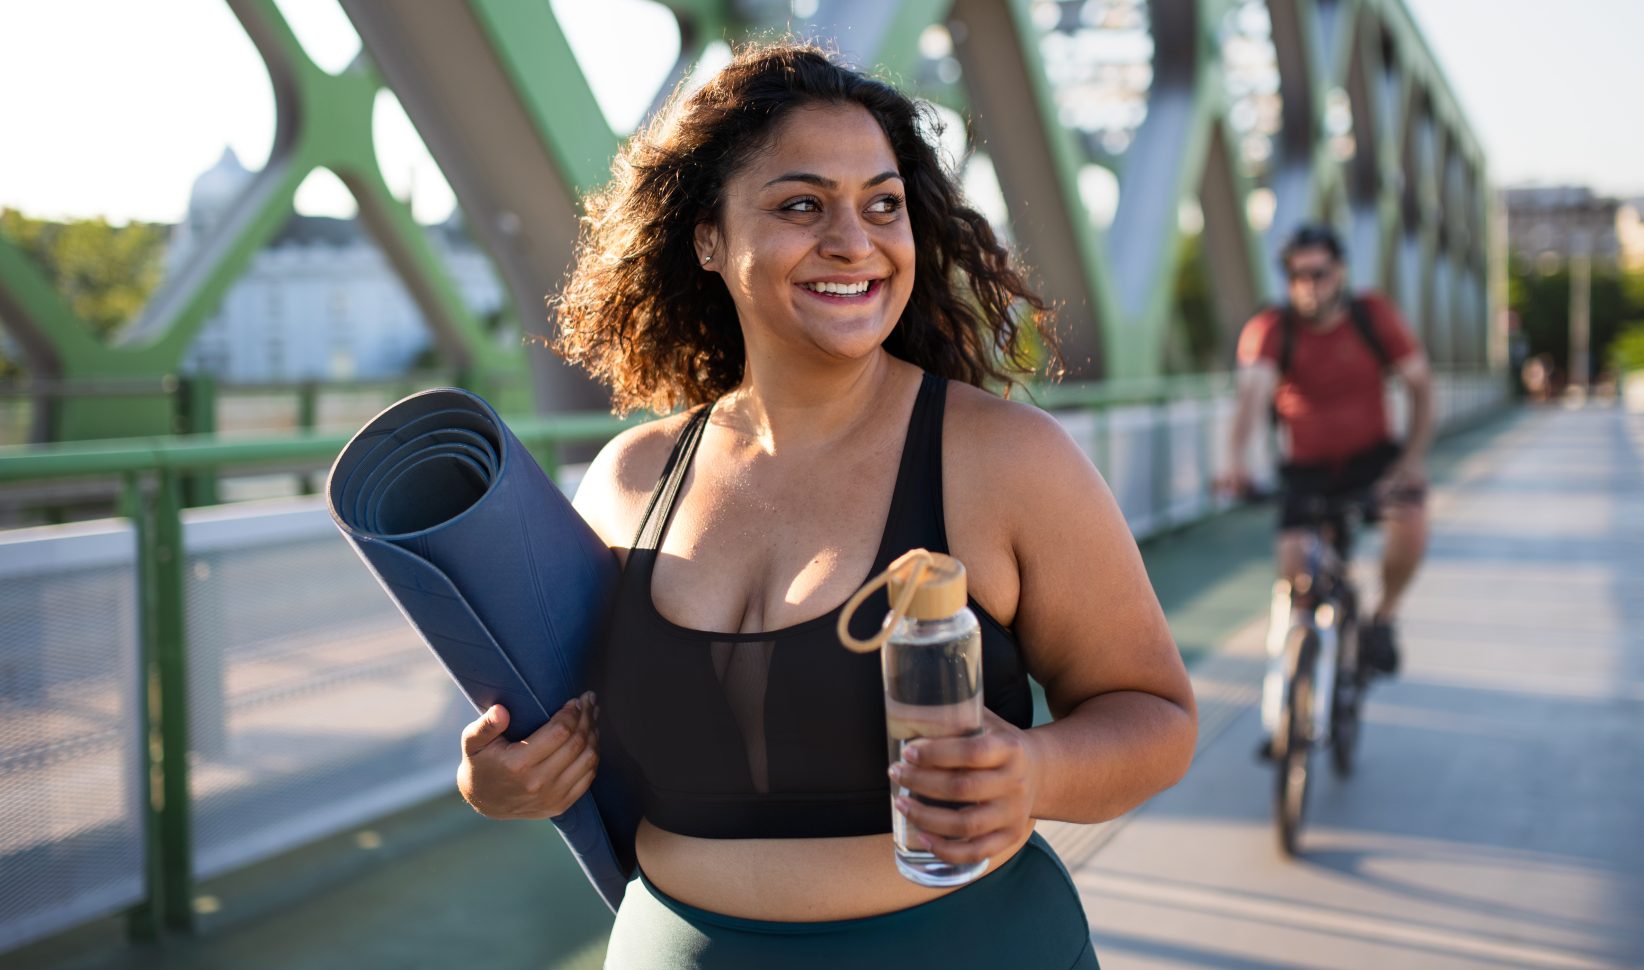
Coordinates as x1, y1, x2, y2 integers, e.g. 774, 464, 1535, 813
1331, 614, 1362, 778
1276, 626, 1317, 857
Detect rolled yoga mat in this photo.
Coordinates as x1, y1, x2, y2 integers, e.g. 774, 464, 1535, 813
326, 387, 637, 911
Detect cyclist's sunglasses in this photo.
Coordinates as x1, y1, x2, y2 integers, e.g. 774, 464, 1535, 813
1286, 265, 1334, 283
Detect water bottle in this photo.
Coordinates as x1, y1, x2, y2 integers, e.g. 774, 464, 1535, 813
840, 549, 988, 887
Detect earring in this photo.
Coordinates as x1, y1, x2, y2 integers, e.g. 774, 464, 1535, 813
702, 255, 713, 264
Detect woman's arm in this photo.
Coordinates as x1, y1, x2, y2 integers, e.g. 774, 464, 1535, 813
1002, 406, 1197, 820
892, 395, 1196, 861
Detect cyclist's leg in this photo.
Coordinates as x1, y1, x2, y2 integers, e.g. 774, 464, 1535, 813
1340, 440, 1428, 621
1340, 441, 1424, 675
1375, 494, 1427, 621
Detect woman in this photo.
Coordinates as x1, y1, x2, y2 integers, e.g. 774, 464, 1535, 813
457, 42, 1195, 968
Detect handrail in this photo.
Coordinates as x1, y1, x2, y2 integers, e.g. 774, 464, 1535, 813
0, 377, 1236, 482
1023, 373, 1236, 409
2, 366, 1512, 481
0, 412, 636, 483
0, 366, 1511, 485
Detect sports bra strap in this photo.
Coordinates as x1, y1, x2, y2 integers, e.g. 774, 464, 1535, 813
632, 404, 712, 551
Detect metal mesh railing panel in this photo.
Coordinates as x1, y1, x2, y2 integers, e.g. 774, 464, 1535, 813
0, 522, 144, 953
1165, 398, 1212, 526
181, 502, 472, 880
1103, 404, 1163, 535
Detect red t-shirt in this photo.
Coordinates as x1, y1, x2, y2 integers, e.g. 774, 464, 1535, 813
1236, 292, 1419, 465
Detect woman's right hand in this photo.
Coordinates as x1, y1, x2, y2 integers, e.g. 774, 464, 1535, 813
457, 691, 599, 820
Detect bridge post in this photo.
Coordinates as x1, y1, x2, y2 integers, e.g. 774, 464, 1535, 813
128, 469, 197, 933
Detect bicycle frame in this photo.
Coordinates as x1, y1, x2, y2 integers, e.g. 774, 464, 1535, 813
1268, 553, 1345, 746
1268, 495, 1369, 854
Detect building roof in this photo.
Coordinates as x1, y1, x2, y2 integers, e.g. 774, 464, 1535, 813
267, 212, 477, 250
1504, 185, 1618, 214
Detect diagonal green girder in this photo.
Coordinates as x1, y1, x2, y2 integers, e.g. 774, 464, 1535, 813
140, 0, 518, 379
0, 234, 168, 375
468, 0, 625, 199
0, 0, 523, 441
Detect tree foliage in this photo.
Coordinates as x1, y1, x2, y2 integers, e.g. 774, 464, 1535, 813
1508, 257, 1644, 378
1167, 231, 1225, 373
0, 208, 170, 374
1610, 322, 1644, 375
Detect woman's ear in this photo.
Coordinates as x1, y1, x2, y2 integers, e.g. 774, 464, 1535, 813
693, 221, 720, 271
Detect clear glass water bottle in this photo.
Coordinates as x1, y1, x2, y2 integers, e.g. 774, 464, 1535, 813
876, 551, 989, 887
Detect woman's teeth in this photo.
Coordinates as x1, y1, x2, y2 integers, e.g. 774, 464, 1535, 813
802, 280, 872, 295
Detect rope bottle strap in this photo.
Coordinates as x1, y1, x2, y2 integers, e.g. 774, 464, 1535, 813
837, 548, 934, 654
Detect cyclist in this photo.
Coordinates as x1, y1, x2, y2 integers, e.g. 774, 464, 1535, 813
1219, 223, 1434, 758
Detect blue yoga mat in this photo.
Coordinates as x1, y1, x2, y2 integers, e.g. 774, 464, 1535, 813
326, 387, 637, 911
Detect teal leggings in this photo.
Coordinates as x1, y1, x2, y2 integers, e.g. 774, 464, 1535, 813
603, 832, 1099, 969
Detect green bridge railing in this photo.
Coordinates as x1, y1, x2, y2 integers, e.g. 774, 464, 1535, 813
0, 410, 632, 936
0, 367, 1507, 942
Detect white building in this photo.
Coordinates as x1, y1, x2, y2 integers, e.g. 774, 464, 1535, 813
173, 149, 505, 383
1503, 185, 1622, 273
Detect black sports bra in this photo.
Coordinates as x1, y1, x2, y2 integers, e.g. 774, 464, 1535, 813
598, 373, 1033, 839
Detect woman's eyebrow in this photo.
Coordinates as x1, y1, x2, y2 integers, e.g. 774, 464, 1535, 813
761, 171, 904, 190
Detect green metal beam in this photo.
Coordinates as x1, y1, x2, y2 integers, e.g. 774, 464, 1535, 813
809, 0, 956, 86
468, 0, 624, 198
950, 0, 1119, 377
0, 237, 181, 440
0, 236, 148, 373
0, 413, 637, 483
0, 0, 524, 442
0, 0, 1497, 444
147, 469, 195, 931
1108, 25, 1238, 378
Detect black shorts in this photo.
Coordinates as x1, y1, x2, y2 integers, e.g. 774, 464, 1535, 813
1278, 440, 1412, 531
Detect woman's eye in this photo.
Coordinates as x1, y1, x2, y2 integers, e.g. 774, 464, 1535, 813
868, 194, 905, 215
782, 197, 822, 213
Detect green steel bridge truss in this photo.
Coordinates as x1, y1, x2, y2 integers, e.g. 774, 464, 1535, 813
0, 0, 1491, 442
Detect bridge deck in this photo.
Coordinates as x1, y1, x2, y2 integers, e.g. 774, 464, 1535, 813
10, 405, 1641, 970
1075, 405, 1644, 970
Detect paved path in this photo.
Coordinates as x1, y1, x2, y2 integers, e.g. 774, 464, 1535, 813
1063, 405, 1644, 970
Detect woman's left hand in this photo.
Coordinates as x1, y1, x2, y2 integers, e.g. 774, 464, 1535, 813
889, 708, 1043, 866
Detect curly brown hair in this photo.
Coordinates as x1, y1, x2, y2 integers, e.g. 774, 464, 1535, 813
551, 41, 1059, 415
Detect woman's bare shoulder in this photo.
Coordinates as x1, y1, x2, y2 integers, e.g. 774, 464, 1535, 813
573, 410, 697, 551
943, 384, 1176, 715
943, 381, 1091, 481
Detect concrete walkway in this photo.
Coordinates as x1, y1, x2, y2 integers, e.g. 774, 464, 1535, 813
1060, 405, 1644, 970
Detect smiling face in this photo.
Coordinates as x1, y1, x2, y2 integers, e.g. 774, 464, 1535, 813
694, 102, 915, 372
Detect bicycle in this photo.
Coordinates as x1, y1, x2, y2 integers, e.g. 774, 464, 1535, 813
1265, 491, 1375, 857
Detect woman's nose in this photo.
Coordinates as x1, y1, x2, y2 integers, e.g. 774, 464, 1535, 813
817, 212, 873, 262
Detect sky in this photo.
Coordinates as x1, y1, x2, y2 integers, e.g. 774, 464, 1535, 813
1, 0, 1641, 226
0, 0, 682, 225
1401, 0, 1644, 198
